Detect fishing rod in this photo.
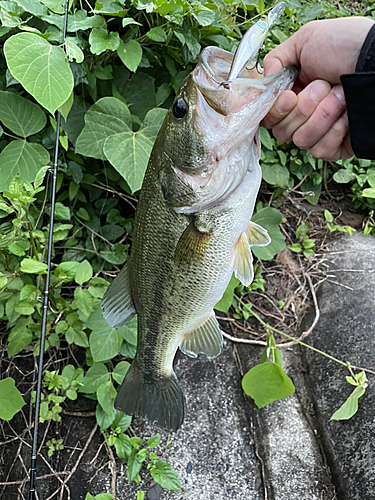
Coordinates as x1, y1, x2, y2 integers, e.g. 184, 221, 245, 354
28, 0, 70, 497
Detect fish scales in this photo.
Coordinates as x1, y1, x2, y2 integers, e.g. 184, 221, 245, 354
101, 2, 297, 431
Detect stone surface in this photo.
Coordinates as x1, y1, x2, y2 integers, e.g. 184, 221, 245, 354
136, 345, 264, 500
237, 345, 334, 500
302, 232, 375, 500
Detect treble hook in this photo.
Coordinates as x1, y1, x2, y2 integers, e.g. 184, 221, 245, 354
246, 44, 265, 73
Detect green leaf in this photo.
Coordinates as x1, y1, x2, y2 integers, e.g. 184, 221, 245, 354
122, 17, 141, 27
20, 258, 48, 274
7, 318, 32, 357
14, 0, 47, 15
89, 28, 120, 55
112, 411, 132, 432
86, 310, 123, 361
54, 261, 79, 283
4, 33, 74, 114
58, 91, 74, 121
324, 209, 334, 223
0, 140, 50, 191
261, 163, 290, 187
76, 97, 131, 160
75, 260, 93, 285
272, 28, 288, 43
260, 127, 273, 150
0, 377, 25, 420
97, 380, 117, 414
114, 432, 132, 459
146, 27, 167, 42
116, 71, 156, 120
289, 243, 301, 253
117, 39, 142, 73
90, 327, 122, 362
40, 0, 64, 13
252, 207, 285, 260
362, 188, 375, 199
242, 362, 295, 409
156, 82, 171, 106
80, 363, 110, 393
67, 11, 106, 31
333, 169, 356, 184
193, 9, 215, 26
150, 460, 181, 491
65, 40, 84, 63
214, 274, 239, 313
103, 107, 168, 193
330, 385, 366, 421
127, 448, 143, 482
34, 165, 49, 188
147, 434, 161, 448
118, 316, 137, 345
54, 202, 70, 221
0, 90, 46, 138
112, 360, 130, 384
137, 492, 145, 500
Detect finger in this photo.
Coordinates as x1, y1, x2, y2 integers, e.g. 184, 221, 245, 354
292, 85, 347, 149
261, 90, 297, 129
341, 133, 354, 159
272, 80, 331, 142
309, 112, 351, 161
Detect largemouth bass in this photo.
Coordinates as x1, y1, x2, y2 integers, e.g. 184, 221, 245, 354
101, 3, 297, 431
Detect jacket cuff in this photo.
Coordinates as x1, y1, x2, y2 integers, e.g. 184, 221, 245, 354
356, 24, 375, 72
341, 73, 375, 160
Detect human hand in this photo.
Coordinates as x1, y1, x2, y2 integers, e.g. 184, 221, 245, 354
261, 17, 375, 160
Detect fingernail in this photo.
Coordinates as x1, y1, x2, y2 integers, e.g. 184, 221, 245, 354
332, 85, 345, 102
309, 81, 331, 103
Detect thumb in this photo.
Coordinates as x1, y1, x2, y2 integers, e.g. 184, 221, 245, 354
263, 33, 301, 76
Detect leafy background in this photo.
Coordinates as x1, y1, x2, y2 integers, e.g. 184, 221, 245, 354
0, 0, 374, 497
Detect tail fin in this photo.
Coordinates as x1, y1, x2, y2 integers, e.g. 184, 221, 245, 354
115, 358, 185, 432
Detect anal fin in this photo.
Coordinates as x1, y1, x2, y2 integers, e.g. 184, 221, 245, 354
101, 263, 135, 328
180, 312, 223, 360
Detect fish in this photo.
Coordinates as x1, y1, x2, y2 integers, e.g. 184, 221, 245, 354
101, 3, 297, 432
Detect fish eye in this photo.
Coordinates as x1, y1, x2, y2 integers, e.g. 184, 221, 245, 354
172, 98, 187, 120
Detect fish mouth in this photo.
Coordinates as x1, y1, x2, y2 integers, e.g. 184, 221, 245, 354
192, 46, 264, 117
192, 2, 289, 116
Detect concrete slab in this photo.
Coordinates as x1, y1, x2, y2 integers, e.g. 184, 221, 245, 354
136, 344, 264, 500
302, 232, 375, 500
236, 345, 334, 500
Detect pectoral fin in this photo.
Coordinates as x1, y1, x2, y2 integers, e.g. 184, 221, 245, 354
174, 219, 211, 267
234, 222, 270, 286
101, 263, 136, 328
246, 221, 271, 247
234, 233, 254, 286
180, 312, 223, 360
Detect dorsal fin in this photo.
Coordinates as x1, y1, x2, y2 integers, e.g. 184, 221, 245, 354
180, 312, 223, 360
101, 263, 135, 328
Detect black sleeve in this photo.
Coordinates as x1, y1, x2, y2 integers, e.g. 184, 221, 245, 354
340, 24, 375, 160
